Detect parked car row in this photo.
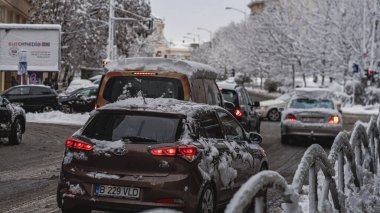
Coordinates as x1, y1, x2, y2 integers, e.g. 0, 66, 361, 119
57, 57, 268, 213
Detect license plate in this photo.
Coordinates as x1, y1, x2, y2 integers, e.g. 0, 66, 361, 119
302, 118, 322, 123
95, 184, 140, 199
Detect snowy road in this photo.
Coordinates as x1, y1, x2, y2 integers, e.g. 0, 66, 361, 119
0, 114, 371, 212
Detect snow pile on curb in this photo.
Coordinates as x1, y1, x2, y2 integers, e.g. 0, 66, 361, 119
342, 104, 380, 115
26, 111, 90, 126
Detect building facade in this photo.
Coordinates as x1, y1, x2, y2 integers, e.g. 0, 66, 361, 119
0, 0, 30, 91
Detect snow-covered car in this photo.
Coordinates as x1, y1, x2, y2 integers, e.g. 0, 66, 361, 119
217, 81, 261, 133
57, 98, 268, 213
280, 88, 343, 144
259, 93, 292, 121
58, 86, 98, 113
0, 95, 25, 145
96, 57, 224, 108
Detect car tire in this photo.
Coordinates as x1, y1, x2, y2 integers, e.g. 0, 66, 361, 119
41, 105, 54, 113
267, 109, 281, 121
198, 184, 215, 213
8, 118, 22, 145
61, 104, 72, 114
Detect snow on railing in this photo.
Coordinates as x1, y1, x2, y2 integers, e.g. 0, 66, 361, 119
226, 114, 380, 213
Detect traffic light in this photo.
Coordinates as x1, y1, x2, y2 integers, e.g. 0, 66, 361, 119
365, 69, 372, 80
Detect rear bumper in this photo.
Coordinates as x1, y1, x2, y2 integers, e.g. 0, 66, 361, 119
281, 122, 342, 138
57, 167, 201, 213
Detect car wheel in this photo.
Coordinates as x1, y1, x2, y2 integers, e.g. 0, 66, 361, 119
267, 109, 281, 121
42, 105, 54, 113
8, 119, 22, 145
198, 185, 215, 213
61, 104, 72, 114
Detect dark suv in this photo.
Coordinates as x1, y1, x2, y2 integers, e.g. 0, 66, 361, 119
217, 82, 261, 133
0, 96, 26, 145
1, 85, 59, 112
57, 98, 268, 213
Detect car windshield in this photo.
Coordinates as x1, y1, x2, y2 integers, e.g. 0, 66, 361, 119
103, 76, 184, 103
290, 99, 334, 109
82, 113, 182, 143
221, 89, 239, 107
277, 94, 291, 101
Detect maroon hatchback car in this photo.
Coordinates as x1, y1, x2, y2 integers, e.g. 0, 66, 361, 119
57, 98, 268, 213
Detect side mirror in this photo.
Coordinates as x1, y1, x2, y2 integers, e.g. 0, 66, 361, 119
249, 132, 262, 144
224, 101, 235, 111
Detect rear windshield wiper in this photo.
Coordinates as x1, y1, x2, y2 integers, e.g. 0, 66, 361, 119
122, 136, 157, 143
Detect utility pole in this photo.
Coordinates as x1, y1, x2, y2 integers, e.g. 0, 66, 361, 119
107, 0, 115, 61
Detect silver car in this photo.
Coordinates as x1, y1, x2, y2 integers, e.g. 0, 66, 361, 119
281, 88, 343, 144
259, 93, 292, 121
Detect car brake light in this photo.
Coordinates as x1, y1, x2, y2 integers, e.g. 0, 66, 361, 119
328, 115, 340, 124
94, 103, 98, 109
234, 109, 243, 117
66, 138, 93, 151
149, 145, 197, 161
149, 147, 177, 156
286, 114, 297, 122
132, 72, 158, 76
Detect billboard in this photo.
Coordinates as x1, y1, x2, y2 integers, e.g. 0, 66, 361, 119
0, 24, 61, 72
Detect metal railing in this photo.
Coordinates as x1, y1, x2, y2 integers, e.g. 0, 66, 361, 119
226, 114, 380, 213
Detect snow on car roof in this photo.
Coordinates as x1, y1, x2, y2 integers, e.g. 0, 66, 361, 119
217, 82, 238, 90
106, 57, 218, 79
99, 97, 219, 117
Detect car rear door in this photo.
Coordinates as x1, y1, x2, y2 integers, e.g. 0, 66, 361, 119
196, 110, 234, 203
216, 109, 254, 186
31, 87, 58, 111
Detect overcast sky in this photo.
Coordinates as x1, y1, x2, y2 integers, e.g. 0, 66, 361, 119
149, 0, 250, 43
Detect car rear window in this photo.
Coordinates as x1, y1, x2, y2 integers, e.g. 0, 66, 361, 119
103, 76, 184, 102
82, 113, 182, 143
221, 89, 239, 107
290, 99, 334, 109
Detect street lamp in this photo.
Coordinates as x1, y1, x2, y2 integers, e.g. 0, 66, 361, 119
225, 6, 247, 19
183, 36, 195, 43
197, 27, 213, 47
187, 33, 200, 44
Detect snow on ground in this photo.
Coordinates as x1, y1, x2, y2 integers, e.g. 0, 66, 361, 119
342, 104, 380, 115
26, 111, 89, 126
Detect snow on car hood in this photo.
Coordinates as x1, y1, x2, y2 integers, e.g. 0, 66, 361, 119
260, 99, 285, 107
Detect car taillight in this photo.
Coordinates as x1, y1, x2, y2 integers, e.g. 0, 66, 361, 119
66, 138, 93, 151
328, 115, 340, 124
94, 103, 98, 109
234, 109, 243, 117
286, 114, 297, 122
149, 145, 198, 161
